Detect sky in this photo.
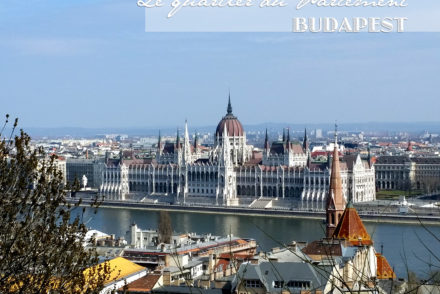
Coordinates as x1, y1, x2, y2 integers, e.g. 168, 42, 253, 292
0, 0, 439, 129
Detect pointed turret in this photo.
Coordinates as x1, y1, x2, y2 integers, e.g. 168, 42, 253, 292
176, 128, 181, 149
155, 130, 163, 161
183, 120, 192, 163
264, 128, 270, 151
158, 130, 161, 146
326, 123, 346, 238
303, 128, 309, 151
367, 143, 371, 168
194, 131, 198, 149
286, 128, 291, 151
282, 128, 286, 142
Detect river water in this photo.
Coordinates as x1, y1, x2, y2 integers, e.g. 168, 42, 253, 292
74, 207, 440, 279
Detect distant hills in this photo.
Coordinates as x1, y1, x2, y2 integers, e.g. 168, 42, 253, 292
22, 121, 440, 139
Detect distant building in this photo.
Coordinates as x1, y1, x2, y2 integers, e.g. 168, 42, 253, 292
66, 158, 105, 188
234, 261, 328, 294
315, 128, 323, 139
125, 224, 256, 267
375, 156, 440, 191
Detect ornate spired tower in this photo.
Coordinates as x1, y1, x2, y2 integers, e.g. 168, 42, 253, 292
326, 124, 346, 238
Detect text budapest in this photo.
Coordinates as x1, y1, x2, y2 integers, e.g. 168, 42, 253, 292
293, 17, 407, 32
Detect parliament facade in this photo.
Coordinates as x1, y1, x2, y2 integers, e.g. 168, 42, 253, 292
99, 98, 376, 207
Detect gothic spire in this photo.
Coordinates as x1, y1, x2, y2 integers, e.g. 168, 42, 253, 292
282, 128, 286, 142
264, 128, 270, 151
303, 128, 309, 151
157, 130, 162, 153
176, 128, 180, 149
158, 130, 161, 147
326, 121, 345, 238
184, 120, 191, 161
227, 92, 233, 115
286, 127, 291, 150
367, 143, 371, 168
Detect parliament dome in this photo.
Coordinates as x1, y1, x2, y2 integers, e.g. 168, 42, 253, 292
215, 97, 244, 137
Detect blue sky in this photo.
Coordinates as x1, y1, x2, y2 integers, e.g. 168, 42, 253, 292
0, 0, 439, 128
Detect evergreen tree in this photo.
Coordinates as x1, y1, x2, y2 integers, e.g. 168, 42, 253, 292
0, 115, 109, 293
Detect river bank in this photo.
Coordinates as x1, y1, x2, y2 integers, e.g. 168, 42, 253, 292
68, 198, 440, 225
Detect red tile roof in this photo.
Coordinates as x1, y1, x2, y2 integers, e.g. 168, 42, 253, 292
376, 253, 396, 280
332, 203, 372, 246
119, 274, 161, 293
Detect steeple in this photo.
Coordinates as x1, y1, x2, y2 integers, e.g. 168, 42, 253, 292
264, 128, 270, 151
227, 92, 233, 115
326, 122, 346, 238
157, 130, 162, 154
282, 128, 286, 142
303, 128, 309, 151
176, 128, 180, 149
286, 127, 291, 150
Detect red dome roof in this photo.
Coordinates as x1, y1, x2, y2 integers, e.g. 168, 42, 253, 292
216, 115, 244, 137
215, 97, 244, 137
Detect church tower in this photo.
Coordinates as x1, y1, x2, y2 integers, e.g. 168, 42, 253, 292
326, 124, 346, 238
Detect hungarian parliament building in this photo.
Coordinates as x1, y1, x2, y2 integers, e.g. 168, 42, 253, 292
99, 98, 376, 207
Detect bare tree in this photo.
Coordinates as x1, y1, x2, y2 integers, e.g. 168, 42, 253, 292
158, 210, 172, 244
0, 115, 110, 293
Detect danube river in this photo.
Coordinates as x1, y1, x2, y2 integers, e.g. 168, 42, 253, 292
75, 207, 440, 279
